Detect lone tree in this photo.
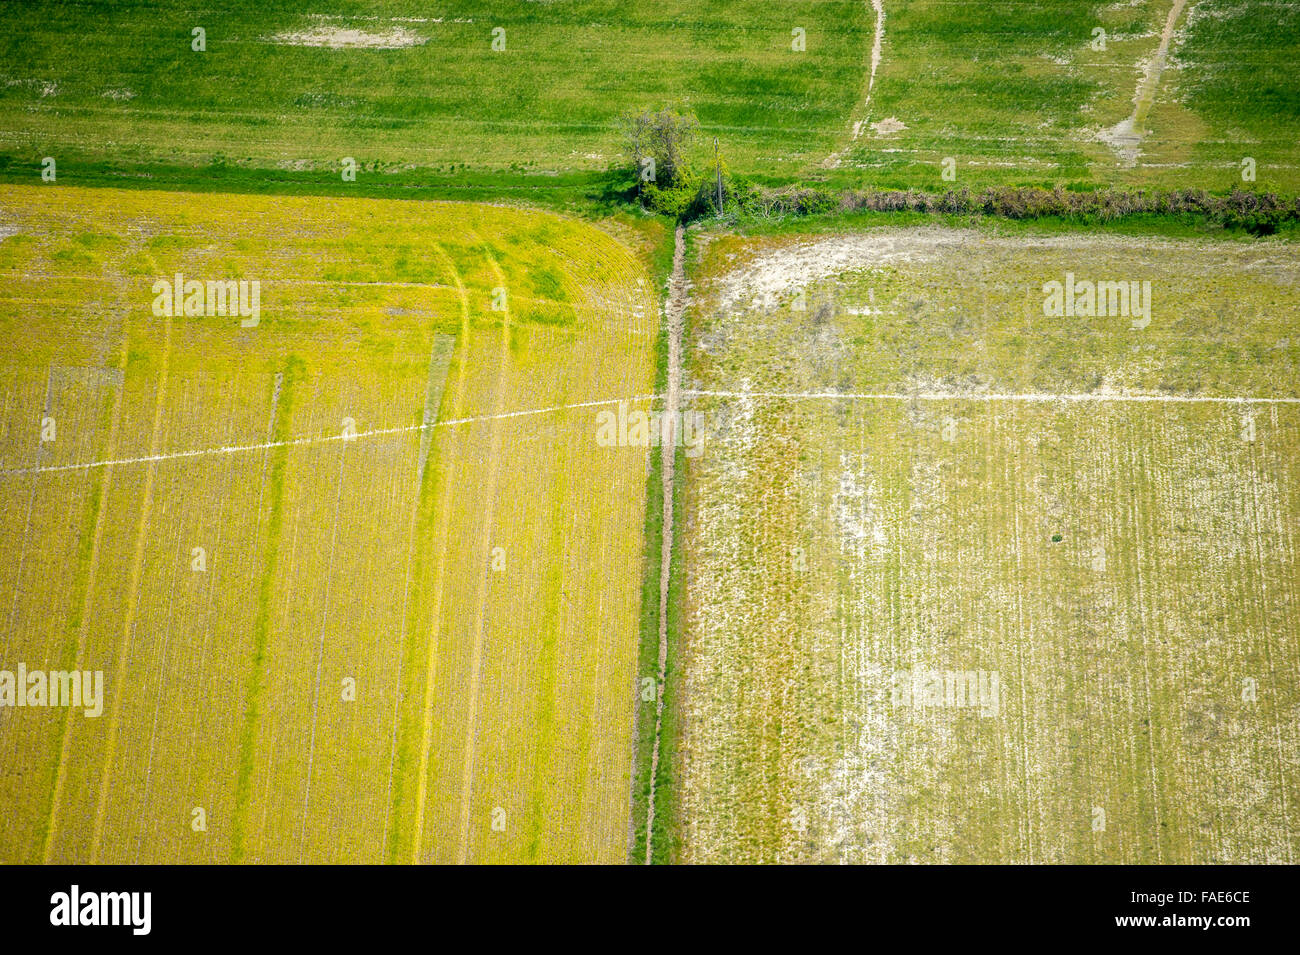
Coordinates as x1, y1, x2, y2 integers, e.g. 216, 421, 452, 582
624, 108, 699, 193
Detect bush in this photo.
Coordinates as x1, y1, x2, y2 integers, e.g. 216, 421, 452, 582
737, 183, 1300, 229
642, 176, 702, 218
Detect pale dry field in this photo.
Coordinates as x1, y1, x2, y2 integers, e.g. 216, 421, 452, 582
0, 184, 657, 863
672, 227, 1300, 863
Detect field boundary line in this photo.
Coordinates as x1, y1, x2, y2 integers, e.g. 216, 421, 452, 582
8, 389, 1293, 481
644, 225, 687, 864
7, 389, 1294, 482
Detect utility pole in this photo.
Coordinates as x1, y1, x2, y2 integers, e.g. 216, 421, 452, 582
714, 137, 723, 214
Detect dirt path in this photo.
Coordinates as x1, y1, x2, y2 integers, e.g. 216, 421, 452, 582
1100, 0, 1190, 164
644, 224, 686, 864
825, 0, 885, 168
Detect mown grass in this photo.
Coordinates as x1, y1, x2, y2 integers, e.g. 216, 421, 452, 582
1176, 0, 1300, 133
825, 0, 1300, 195
826, 0, 1110, 189
4, 1, 1298, 218
1160, 0, 1300, 193
0, 0, 868, 185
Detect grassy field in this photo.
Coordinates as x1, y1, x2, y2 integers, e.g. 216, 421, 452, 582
663, 226, 1300, 863
0, 0, 869, 189
828, 0, 1300, 193
2, 1, 1296, 202
0, 183, 660, 863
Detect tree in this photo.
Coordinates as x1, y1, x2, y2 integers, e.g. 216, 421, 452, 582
624, 109, 699, 193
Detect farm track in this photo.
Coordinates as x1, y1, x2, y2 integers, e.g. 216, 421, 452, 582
392, 245, 469, 861
229, 368, 290, 863
406, 253, 473, 865
826, 0, 886, 168
644, 225, 686, 864
1102, 0, 1191, 164
451, 246, 512, 865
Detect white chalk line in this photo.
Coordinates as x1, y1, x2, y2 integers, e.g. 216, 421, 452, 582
0, 394, 659, 477
687, 389, 1300, 405
4, 388, 1296, 477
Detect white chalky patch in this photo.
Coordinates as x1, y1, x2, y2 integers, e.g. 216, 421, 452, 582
266, 25, 428, 49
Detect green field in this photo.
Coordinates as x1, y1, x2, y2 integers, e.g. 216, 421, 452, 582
0, 0, 869, 189
3, 1, 1298, 201
830, 0, 1300, 193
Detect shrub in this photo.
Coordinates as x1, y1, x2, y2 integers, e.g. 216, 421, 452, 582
737, 183, 1300, 229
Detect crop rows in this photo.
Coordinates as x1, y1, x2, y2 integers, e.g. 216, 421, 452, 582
669, 228, 1300, 863
0, 184, 658, 863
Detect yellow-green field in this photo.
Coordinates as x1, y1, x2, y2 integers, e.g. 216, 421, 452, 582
0, 184, 659, 863
663, 227, 1300, 863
